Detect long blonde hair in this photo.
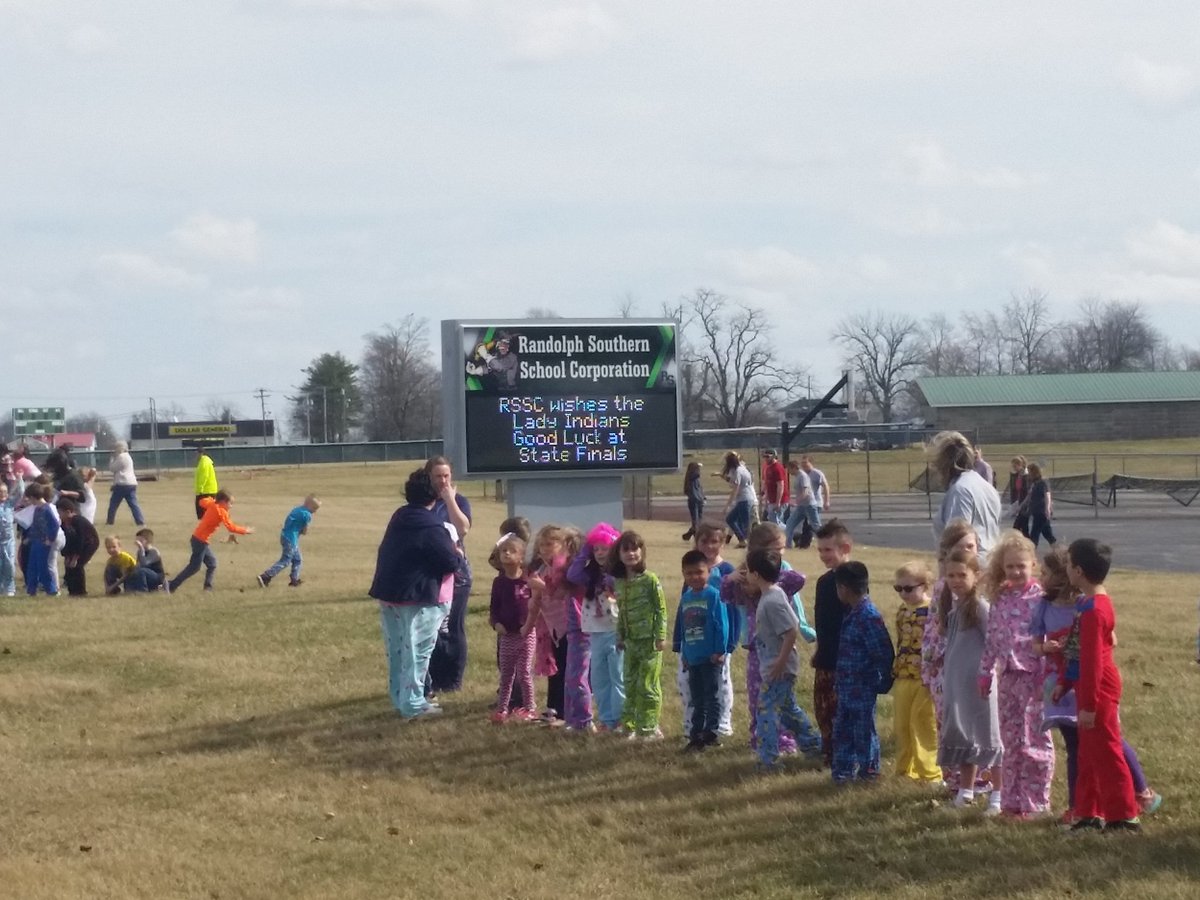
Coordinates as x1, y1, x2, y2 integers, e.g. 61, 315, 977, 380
927, 430, 976, 489
937, 549, 984, 632
982, 530, 1036, 598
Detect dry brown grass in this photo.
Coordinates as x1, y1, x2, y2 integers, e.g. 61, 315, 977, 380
1, 463, 1197, 899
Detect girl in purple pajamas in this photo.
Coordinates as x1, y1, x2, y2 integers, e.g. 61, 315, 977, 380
978, 531, 1054, 818
1034, 548, 1162, 824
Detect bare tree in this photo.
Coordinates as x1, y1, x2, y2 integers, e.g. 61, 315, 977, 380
1004, 288, 1055, 374
201, 399, 240, 422
360, 315, 441, 441
65, 412, 119, 447
615, 292, 637, 318
682, 288, 801, 428
1067, 298, 1158, 372
834, 311, 924, 421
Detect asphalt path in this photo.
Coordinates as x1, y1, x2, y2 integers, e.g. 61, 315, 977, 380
636, 492, 1200, 574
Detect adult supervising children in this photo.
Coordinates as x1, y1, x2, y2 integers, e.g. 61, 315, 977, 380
193, 446, 219, 520
257, 495, 321, 588
168, 491, 253, 593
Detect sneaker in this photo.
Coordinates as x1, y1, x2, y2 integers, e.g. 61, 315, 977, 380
639, 729, 665, 741
256, 574, 271, 588
203, 585, 214, 592
1104, 818, 1142, 833
1069, 817, 1104, 833
594, 723, 610, 734
1137, 790, 1163, 816
511, 708, 539, 723
289, 579, 303, 587
1058, 809, 1080, 828
489, 710, 508, 725
683, 737, 705, 753
951, 791, 976, 809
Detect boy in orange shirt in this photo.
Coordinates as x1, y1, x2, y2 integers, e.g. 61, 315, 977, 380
167, 490, 254, 593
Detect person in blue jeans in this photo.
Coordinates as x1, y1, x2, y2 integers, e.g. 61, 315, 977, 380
720, 452, 757, 547
257, 495, 321, 588
673, 549, 730, 750
369, 469, 461, 719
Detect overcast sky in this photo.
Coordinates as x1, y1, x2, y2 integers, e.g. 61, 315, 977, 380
3, 1, 1199, 435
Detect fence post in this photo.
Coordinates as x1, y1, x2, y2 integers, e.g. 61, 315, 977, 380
1092, 455, 1099, 519
865, 432, 873, 521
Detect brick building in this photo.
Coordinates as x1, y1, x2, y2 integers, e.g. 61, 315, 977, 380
913, 372, 1200, 443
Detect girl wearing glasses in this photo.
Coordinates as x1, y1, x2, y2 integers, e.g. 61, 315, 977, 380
892, 561, 941, 784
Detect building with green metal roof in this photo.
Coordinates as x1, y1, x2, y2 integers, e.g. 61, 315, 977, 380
913, 372, 1200, 442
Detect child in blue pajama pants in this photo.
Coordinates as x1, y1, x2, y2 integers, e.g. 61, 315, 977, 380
0, 480, 19, 595
831, 562, 895, 783
567, 524, 624, 730
745, 547, 822, 767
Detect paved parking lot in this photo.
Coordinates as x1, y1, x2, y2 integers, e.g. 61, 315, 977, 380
638, 492, 1200, 573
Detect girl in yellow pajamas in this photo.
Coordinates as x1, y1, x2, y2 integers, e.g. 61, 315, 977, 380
892, 560, 941, 783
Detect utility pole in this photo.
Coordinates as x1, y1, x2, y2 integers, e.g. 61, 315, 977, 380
254, 388, 270, 446
340, 386, 346, 443
322, 386, 328, 444
149, 396, 160, 477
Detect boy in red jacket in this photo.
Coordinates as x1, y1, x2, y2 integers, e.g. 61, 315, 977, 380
1066, 538, 1140, 832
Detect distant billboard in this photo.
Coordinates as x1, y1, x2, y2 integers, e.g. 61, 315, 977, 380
442, 319, 681, 477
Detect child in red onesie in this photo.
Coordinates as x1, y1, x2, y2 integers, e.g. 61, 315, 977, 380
1066, 538, 1141, 833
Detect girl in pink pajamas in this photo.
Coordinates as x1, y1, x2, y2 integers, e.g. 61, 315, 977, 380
979, 531, 1055, 818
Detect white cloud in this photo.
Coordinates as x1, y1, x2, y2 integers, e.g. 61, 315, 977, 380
95, 253, 207, 291
900, 138, 1032, 190
1117, 54, 1197, 108
288, 0, 466, 14
873, 205, 966, 237
1126, 220, 1200, 276
216, 286, 303, 322
64, 24, 114, 55
720, 245, 821, 292
500, 2, 620, 63
171, 214, 260, 264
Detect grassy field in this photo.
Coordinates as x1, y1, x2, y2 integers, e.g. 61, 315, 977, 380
1, 463, 1198, 899
666, 437, 1200, 497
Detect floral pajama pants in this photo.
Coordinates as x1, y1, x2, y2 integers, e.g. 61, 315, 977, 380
757, 677, 821, 766
746, 645, 796, 753
997, 669, 1055, 814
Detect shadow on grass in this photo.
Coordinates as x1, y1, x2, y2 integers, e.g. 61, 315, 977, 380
135, 692, 1200, 896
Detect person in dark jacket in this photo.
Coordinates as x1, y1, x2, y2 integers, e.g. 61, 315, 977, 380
369, 467, 462, 720
57, 498, 99, 596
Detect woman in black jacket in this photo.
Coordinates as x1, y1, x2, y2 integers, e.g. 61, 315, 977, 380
369, 468, 462, 719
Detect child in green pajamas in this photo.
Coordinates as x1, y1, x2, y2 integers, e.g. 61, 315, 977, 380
612, 530, 668, 740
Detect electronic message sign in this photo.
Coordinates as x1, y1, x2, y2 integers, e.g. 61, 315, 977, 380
442, 319, 681, 477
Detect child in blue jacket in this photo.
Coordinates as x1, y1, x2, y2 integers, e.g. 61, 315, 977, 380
673, 549, 730, 751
